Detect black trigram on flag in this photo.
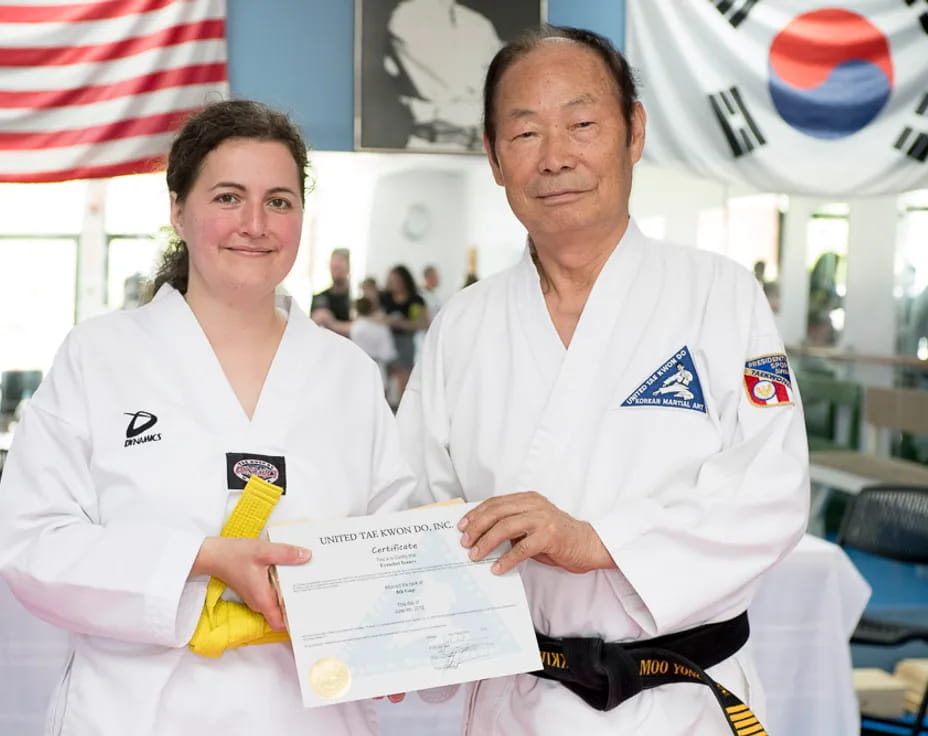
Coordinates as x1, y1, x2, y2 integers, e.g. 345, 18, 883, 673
708, 87, 766, 157
902, 0, 928, 36
893, 91, 928, 162
708, 0, 760, 28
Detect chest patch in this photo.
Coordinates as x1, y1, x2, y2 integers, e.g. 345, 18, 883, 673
226, 452, 287, 494
621, 346, 706, 414
744, 353, 793, 407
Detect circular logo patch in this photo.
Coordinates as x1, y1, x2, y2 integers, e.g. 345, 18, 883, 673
232, 458, 279, 484
752, 380, 776, 401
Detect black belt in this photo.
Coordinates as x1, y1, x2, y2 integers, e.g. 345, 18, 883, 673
532, 612, 767, 736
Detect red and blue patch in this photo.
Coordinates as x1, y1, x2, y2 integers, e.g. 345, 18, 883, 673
744, 353, 793, 407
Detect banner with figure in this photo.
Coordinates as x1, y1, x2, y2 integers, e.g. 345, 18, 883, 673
627, 1, 928, 196
355, 0, 545, 153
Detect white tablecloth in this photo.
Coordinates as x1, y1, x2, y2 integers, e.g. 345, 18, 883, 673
1, 535, 870, 736
750, 534, 871, 736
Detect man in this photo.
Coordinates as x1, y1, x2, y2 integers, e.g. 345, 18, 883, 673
421, 265, 442, 316
397, 25, 809, 735
311, 248, 352, 336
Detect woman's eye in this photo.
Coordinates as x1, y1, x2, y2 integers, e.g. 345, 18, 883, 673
215, 192, 238, 204
268, 197, 292, 210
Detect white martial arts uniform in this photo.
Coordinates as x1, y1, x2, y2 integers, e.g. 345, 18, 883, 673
0, 286, 414, 736
397, 221, 810, 735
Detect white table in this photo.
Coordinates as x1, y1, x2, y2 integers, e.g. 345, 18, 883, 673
810, 450, 928, 495
750, 534, 871, 736
1, 536, 869, 736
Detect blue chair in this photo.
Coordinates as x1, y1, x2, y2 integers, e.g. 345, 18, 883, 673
837, 485, 928, 736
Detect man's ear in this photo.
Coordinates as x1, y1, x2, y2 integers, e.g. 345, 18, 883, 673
483, 135, 504, 186
628, 101, 646, 164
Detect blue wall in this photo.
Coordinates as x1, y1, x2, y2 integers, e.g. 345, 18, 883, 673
225, 0, 626, 151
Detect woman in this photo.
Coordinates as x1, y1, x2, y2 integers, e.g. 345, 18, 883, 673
0, 100, 413, 735
380, 265, 429, 401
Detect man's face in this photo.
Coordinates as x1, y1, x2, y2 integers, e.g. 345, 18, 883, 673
484, 40, 645, 243
330, 253, 349, 285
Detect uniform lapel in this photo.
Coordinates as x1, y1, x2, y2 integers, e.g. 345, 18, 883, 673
511, 246, 565, 389
515, 222, 660, 492
247, 296, 324, 445
144, 286, 250, 435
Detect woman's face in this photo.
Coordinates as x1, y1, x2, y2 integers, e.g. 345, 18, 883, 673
170, 137, 303, 302
387, 271, 403, 293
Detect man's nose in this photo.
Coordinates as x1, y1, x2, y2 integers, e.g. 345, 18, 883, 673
538, 126, 576, 173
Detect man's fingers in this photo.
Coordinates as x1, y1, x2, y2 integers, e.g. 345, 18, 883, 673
493, 533, 545, 575
466, 515, 531, 562
459, 492, 543, 543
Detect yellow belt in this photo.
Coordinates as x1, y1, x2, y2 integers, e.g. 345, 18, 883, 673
189, 475, 291, 658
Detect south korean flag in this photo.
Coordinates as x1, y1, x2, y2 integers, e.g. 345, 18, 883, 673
627, 0, 928, 196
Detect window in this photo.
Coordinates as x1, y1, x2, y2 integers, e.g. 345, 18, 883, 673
0, 237, 78, 374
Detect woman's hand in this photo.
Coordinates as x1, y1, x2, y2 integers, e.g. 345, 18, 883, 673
191, 537, 311, 631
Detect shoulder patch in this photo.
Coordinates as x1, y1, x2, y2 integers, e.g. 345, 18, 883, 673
621, 346, 706, 413
744, 353, 793, 407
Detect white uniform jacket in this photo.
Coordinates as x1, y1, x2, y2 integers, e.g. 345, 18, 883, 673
0, 286, 414, 736
397, 222, 810, 735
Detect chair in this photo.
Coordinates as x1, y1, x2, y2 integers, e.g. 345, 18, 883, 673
795, 372, 862, 452
0, 370, 42, 416
837, 485, 928, 736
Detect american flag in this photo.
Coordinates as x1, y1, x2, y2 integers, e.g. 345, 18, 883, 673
0, 0, 228, 183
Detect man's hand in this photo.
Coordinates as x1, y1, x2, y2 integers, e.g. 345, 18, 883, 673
458, 492, 615, 575
373, 693, 407, 703
191, 537, 311, 631
310, 307, 335, 328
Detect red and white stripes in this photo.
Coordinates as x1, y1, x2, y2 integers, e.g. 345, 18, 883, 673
0, 0, 228, 182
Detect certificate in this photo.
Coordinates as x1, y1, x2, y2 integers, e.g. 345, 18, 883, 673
267, 503, 542, 708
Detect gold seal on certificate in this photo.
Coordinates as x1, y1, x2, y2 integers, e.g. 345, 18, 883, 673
309, 657, 352, 699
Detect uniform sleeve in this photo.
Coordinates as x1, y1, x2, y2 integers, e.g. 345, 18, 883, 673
0, 335, 207, 647
363, 358, 416, 514
590, 280, 810, 636
396, 316, 466, 508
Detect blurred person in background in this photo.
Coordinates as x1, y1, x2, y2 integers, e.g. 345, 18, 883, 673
360, 276, 383, 314
351, 296, 397, 391
421, 264, 442, 316
311, 248, 352, 336
381, 265, 429, 404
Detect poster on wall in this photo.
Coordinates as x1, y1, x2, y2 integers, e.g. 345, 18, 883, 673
355, 0, 546, 153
